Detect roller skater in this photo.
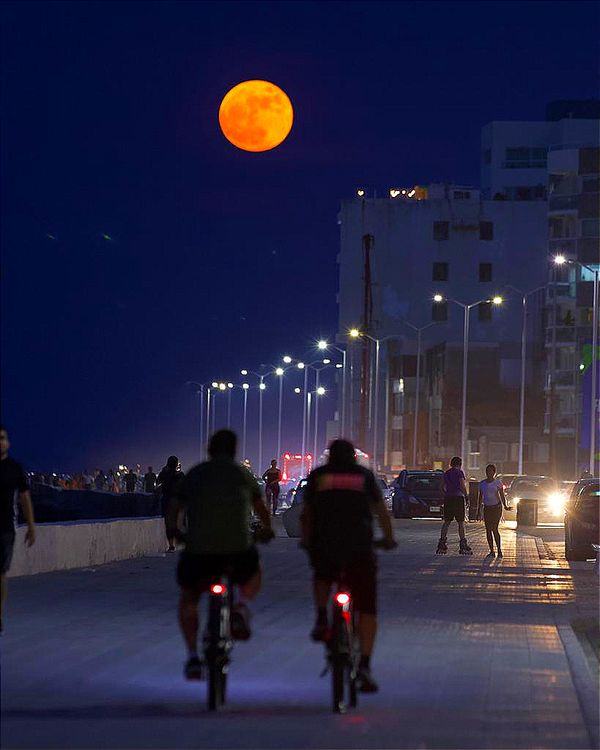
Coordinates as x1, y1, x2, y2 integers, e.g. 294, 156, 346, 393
436, 456, 471, 555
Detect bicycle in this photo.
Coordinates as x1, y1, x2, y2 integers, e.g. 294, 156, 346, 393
323, 539, 394, 714
204, 577, 234, 711
204, 526, 274, 711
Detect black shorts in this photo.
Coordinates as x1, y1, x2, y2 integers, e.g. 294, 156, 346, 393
177, 547, 260, 593
0, 532, 16, 574
310, 552, 377, 615
483, 503, 502, 530
443, 496, 466, 522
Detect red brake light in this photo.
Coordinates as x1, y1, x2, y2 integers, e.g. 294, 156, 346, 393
210, 583, 226, 595
335, 592, 351, 606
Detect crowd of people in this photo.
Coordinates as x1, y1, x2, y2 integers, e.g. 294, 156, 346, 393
30, 466, 161, 494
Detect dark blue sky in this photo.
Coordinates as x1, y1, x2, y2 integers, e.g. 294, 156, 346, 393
1, 1, 598, 472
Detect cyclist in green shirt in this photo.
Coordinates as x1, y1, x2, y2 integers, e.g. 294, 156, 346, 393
168, 429, 272, 680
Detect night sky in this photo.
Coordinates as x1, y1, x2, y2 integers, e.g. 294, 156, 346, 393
1, 1, 598, 473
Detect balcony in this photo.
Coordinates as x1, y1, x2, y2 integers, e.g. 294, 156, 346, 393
545, 326, 576, 346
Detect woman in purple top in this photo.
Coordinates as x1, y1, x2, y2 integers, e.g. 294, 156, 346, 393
436, 457, 472, 555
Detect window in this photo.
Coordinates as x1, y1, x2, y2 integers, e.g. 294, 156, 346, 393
432, 262, 448, 281
483, 148, 491, 165
581, 219, 600, 238
478, 301, 492, 321
582, 177, 600, 193
453, 190, 471, 200
488, 442, 508, 462
504, 146, 547, 169
433, 221, 449, 240
480, 221, 493, 240
479, 262, 493, 282
432, 301, 448, 322
504, 185, 546, 201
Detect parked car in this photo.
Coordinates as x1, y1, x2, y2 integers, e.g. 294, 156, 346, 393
282, 478, 308, 537
497, 474, 525, 493
391, 471, 445, 518
564, 479, 600, 561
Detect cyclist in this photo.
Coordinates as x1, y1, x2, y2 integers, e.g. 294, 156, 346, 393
168, 429, 273, 680
300, 438, 396, 693
262, 459, 282, 516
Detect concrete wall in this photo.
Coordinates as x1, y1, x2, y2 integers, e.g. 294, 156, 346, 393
8, 518, 166, 577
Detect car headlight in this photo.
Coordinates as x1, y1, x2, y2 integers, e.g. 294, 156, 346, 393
547, 492, 567, 516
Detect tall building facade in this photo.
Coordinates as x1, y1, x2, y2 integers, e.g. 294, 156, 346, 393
546, 145, 600, 476
336, 101, 599, 477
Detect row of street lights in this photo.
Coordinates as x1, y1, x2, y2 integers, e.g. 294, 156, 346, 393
190, 258, 597, 477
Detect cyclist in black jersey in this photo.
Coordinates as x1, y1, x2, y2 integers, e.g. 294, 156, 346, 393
301, 439, 396, 693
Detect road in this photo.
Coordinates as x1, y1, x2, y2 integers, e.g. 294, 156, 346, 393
1, 519, 598, 749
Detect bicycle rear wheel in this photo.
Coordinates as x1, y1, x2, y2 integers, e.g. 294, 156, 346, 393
331, 654, 346, 713
208, 660, 222, 711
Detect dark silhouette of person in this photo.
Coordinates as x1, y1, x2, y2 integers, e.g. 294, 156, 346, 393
144, 466, 157, 493
125, 468, 137, 493
157, 456, 184, 552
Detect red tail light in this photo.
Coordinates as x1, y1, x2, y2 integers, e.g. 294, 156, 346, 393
210, 583, 226, 595
335, 592, 350, 606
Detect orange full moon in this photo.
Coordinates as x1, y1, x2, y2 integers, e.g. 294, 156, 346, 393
219, 80, 293, 152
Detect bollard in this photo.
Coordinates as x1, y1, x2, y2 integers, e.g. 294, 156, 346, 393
516, 497, 538, 527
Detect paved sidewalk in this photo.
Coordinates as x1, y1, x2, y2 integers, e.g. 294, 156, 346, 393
1, 521, 598, 749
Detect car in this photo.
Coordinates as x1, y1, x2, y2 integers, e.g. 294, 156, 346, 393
564, 479, 600, 561
497, 474, 525, 493
391, 471, 445, 518
282, 478, 308, 537
506, 476, 565, 523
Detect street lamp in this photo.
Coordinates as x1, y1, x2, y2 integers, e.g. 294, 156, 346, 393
317, 339, 349, 437
553, 255, 599, 475
398, 321, 438, 467
434, 294, 504, 464
185, 381, 206, 456
241, 368, 268, 473
507, 284, 546, 475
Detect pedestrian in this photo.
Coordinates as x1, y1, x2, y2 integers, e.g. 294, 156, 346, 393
95, 470, 106, 491
125, 467, 137, 493
478, 464, 511, 557
144, 466, 157, 493
262, 459, 282, 515
0, 426, 36, 632
436, 456, 472, 555
157, 456, 185, 552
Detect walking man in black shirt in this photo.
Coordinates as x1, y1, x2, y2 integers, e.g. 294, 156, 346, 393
262, 459, 282, 515
301, 439, 396, 693
125, 467, 137, 493
158, 456, 184, 552
0, 427, 36, 631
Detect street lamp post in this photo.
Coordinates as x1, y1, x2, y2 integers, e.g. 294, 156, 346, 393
507, 285, 546, 475
399, 322, 437, 468
241, 369, 267, 473
241, 383, 250, 461
185, 381, 206, 456
554, 256, 599, 475
318, 340, 348, 436
434, 294, 504, 463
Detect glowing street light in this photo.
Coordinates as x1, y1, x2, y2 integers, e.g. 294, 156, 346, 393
297, 361, 305, 369
433, 293, 504, 461
259, 382, 266, 391
316, 386, 326, 396
240, 369, 248, 376
275, 367, 284, 376
349, 328, 361, 338
282, 355, 292, 364
554, 255, 567, 266
322, 358, 331, 364
211, 381, 219, 388
294, 387, 301, 394
317, 340, 328, 350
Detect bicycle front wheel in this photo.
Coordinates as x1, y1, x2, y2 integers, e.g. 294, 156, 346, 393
331, 654, 346, 713
208, 661, 222, 711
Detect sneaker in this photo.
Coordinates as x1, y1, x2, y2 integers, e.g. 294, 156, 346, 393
167, 546, 176, 553
231, 603, 252, 641
357, 667, 379, 693
184, 656, 204, 680
310, 615, 329, 642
